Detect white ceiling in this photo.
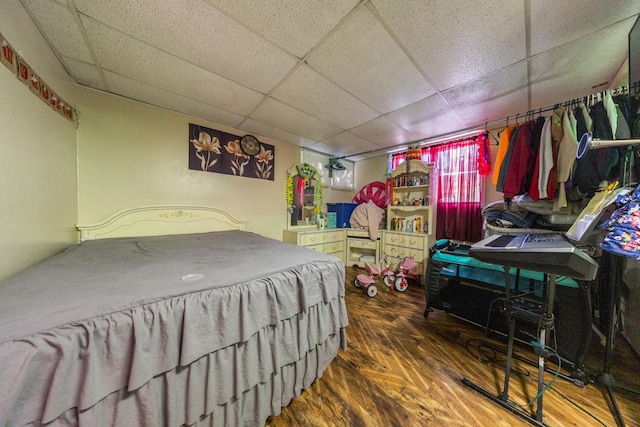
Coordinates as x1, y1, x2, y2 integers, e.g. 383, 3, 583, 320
19, 0, 640, 160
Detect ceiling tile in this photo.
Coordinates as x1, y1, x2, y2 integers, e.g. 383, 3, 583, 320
238, 118, 318, 148
206, 0, 360, 58
71, 0, 297, 93
271, 65, 378, 129
303, 141, 347, 155
250, 98, 342, 141
307, 4, 435, 114
386, 94, 465, 140
104, 71, 245, 128
442, 61, 529, 127
530, 0, 640, 55
371, 0, 525, 91
21, 0, 94, 63
349, 116, 416, 147
81, 17, 265, 116
322, 132, 382, 157
62, 56, 107, 90
530, 18, 636, 109
16, 0, 639, 160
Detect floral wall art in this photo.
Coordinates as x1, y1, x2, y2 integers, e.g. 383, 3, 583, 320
188, 123, 274, 181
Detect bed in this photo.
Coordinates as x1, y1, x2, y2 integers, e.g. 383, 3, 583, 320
0, 205, 348, 426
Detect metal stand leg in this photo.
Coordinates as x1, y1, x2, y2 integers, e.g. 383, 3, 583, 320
596, 253, 640, 427
535, 274, 556, 422
462, 267, 556, 427
501, 266, 515, 401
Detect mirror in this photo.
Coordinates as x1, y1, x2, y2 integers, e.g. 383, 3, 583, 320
287, 163, 322, 229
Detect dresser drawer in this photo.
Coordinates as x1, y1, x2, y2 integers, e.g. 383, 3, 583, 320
325, 240, 345, 253
307, 241, 345, 256
397, 246, 424, 260
348, 238, 378, 249
283, 229, 346, 263
300, 233, 327, 246
397, 234, 425, 250
325, 230, 345, 242
324, 240, 346, 257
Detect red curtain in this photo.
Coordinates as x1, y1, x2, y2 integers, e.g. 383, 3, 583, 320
391, 135, 485, 242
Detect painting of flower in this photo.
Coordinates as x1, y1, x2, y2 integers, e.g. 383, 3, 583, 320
225, 139, 250, 176
190, 131, 221, 171
188, 123, 275, 181
255, 145, 274, 179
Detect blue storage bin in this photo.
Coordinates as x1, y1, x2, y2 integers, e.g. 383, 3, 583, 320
327, 203, 358, 228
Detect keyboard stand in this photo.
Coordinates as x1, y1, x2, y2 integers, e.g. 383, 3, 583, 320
462, 265, 557, 427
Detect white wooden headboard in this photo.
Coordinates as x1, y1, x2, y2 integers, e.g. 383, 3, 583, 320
76, 205, 247, 241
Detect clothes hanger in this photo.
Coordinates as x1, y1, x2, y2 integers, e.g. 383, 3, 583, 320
497, 116, 510, 138
485, 123, 499, 145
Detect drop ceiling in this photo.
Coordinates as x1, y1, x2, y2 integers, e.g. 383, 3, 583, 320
18, 0, 640, 160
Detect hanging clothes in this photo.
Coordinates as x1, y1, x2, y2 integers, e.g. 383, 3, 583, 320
553, 108, 578, 211
580, 102, 593, 134
502, 120, 535, 201
593, 101, 620, 182
604, 91, 618, 138
492, 124, 517, 187
573, 101, 618, 195
477, 133, 491, 176
532, 116, 554, 200
524, 116, 546, 198
569, 108, 577, 137
529, 117, 551, 201
615, 104, 631, 139
574, 106, 588, 144
496, 125, 519, 193
538, 116, 557, 200
631, 93, 640, 138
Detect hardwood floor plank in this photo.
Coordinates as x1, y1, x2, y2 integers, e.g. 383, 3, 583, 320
266, 267, 640, 426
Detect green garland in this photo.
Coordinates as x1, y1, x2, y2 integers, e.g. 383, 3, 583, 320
296, 163, 316, 179
286, 174, 294, 212
314, 180, 322, 214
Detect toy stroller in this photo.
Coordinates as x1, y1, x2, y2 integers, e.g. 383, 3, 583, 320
354, 253, 395, 297
392, 256, 415, 292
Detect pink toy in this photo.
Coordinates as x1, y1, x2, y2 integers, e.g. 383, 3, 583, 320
393, 256, 415, 292
353, 253, 394, 297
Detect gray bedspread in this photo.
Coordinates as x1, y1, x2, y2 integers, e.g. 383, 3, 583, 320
0, 231, 348, 426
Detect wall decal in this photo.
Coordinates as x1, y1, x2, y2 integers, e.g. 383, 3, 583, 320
188, 123, 274, 181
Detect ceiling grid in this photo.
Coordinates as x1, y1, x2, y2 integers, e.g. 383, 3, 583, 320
16, 0, 640, 160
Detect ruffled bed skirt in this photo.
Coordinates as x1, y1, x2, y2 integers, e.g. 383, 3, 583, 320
31, 316, 346, 427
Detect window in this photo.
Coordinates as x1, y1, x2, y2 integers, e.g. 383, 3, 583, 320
391, 135, 486, 242
301, 150, 354, 190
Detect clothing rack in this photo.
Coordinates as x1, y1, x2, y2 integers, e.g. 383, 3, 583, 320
345, 81, 640, 159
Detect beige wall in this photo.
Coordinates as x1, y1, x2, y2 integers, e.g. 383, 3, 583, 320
0, 3, 78, 282
355, 155, 389, 190
76, 88, 303, 241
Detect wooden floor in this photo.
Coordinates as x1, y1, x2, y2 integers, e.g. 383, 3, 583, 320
266, 267, 640, 427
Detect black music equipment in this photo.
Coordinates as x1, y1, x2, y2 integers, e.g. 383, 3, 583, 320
460, 232, 599, 426
469, 232, 599, 281
425, 238, 593, 379
431, 272, 592, 378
